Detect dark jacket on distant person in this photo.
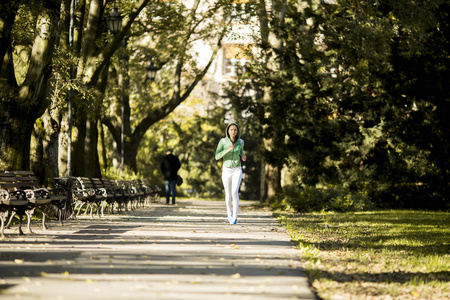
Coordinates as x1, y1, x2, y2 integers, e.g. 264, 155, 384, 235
160, 153, 181, 181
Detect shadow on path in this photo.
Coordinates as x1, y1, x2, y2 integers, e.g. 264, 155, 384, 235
0, 199, 317, 300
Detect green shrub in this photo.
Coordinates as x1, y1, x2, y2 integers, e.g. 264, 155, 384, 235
271, 184, 372, 213
102, 166, 144, 180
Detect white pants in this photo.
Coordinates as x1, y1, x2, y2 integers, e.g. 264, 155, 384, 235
222, 166, 243, 219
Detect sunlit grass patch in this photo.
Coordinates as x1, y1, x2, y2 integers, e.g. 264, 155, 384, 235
277, 210, 450, 299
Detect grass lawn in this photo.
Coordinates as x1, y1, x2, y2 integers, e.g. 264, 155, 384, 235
276, 210, 450, 300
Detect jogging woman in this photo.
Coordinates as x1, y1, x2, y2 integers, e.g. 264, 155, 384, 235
215, 122, 247, 224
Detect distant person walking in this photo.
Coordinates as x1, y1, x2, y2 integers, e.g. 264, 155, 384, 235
160, 149, 181, 205
215, 122, 247, 224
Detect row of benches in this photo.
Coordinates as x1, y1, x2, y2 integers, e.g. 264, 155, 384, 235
0, 171, 161, 239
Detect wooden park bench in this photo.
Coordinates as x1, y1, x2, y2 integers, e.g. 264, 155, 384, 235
141, 179, 161, 203
0, 171, 68, 238
0, 172, 29, 239
115, 180, 136, 211
129, 179, 148, 209
69, 177, 138, 217
1, 172, 157, 238
96, 178, 118, 216
71, 177, 104, 218
134, 179, 150, 206
53, 177, 76, 224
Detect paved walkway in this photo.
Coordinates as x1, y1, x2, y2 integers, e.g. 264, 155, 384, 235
0, 199, 316, 300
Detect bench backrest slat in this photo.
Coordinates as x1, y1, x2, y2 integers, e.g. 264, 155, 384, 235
8, 170, 39, 188
0, 173, 18, 189
0, 171, 40, 189
76, 177, 95, 189
90, 178, 104, 189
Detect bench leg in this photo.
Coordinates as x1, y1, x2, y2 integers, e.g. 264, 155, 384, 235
5, 210, 16, 229
89, 203, 94, 218
76, 202, 85, 216
106, 202, 112, 214
57, 209, 61, 225
63, 199, 75, 220
101, 201, 106, 217
11, 209, 26, 236
42, 212, 48, 230
0, 210, 8, 239
25, 207, 35, 234
18, 214, 24, 235
58, 208, 64, 226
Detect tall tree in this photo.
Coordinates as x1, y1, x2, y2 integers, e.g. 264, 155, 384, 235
68, 0, 153, 177
255, 0, 288, 203
102, 0, 232, 172
242, 0, 450, 208
0, 0, 61, 171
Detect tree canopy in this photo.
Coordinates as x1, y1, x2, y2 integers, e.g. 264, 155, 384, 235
1, 0, 449, 209
239, 0, 450, 209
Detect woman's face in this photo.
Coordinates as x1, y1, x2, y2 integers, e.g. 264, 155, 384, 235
228, 125, 238, 140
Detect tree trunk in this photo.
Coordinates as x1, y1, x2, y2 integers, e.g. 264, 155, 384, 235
68, 0, 152, 177
99, 118, 108, 172
0, 2, 60, 171
32, 110, 62, 185
86, 116, 101, 177
257, 0, 286, 203
126, 140, 139, 173
72, 106, 103, 178
73, 111, 87, 176
40, 0, 71, 178
265, 163, 281, 202
0, 107, 35, 170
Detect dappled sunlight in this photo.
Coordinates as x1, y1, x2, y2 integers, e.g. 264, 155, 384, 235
279, 210, 450, 299
0, 199, 315, 299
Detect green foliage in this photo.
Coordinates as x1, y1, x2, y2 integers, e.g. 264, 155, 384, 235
102, 166, 143, 180
132, 90, 261, 200
241, 0, 450, 209
135, 125, 166, 185
3, 0, 449, 210
99, 0, 234, 177
271, 184, 372, 213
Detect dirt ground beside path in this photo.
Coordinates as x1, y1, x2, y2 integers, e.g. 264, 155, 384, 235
0, 199, 317, 300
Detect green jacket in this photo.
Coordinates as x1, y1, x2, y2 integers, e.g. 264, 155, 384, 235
215, 122, 245, 168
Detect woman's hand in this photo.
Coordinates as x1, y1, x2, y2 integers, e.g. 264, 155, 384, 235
241, 154, 247, 161
227, 144, 234, 151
